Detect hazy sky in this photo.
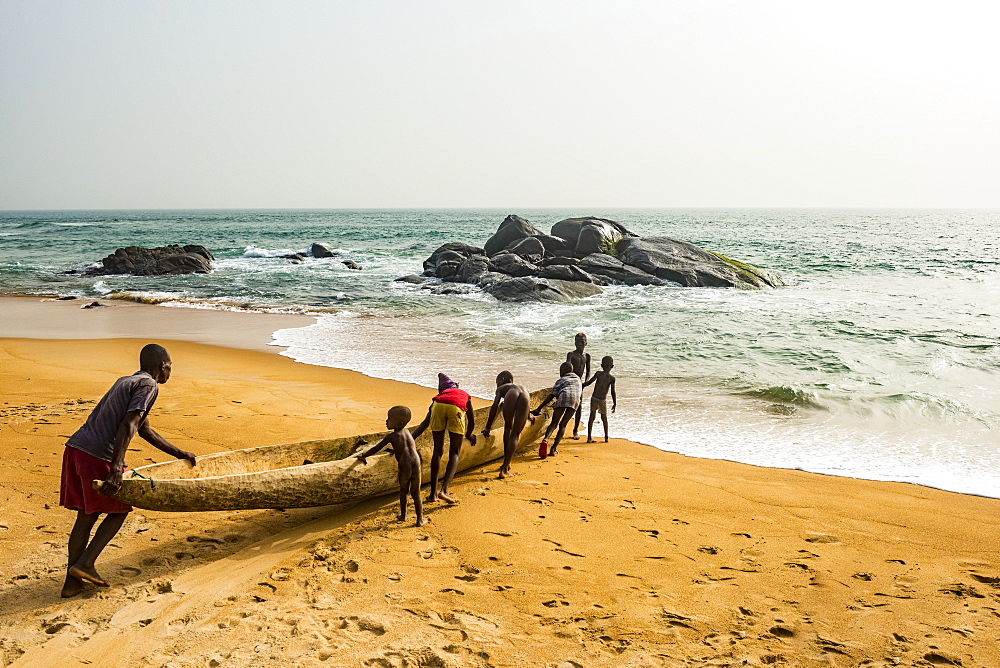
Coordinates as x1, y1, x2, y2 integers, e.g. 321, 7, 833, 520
2, 1, 998, 209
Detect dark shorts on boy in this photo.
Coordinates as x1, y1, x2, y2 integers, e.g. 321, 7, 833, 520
60, 446, 133, 515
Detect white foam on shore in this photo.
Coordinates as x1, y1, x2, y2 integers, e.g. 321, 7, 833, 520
272, 312, 1000, 499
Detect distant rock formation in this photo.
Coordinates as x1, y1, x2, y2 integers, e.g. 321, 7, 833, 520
86, 245, 214, 276
310, 243, 335, 258
408, 215, 785, 302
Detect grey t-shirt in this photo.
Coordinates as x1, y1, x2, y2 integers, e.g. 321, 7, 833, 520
67, 371, 159, 462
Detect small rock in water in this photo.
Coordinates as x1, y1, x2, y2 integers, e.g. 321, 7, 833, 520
311, 243, 335, 258
342, 260, 361, 270
82, 301, 106, 309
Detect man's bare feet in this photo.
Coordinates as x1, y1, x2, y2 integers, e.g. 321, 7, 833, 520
586, 438, 596, 443
396, 513, 407, 522
60, 575, 83, 598
415, 517, 430, 527
426, 493, 438, 503
68, 565, 109, 587
437, 491, 459, 504
604, 437, 609, 442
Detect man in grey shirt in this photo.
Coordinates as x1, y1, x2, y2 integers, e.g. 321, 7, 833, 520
59, 343, 196, 598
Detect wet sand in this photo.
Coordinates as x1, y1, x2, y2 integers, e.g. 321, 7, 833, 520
1, 296, 998, 667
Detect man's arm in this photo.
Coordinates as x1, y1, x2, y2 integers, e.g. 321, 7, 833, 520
582, 373, 598, 388
464, 399, 477, 445
99, 410, 143, 496
610, 377, 617, 412
584, 354, 592, 383
531, 392, 555, 416
356, 433, 393, 464
481, 389, 504, 436
409, 405, 433, 440
138, 419, 196, 465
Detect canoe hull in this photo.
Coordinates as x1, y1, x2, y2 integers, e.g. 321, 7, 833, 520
104, 388, 552, 512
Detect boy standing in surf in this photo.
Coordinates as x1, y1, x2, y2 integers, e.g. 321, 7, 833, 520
356, 405, 428, 526
531, 362, 582, 458
583, 355, 617, 442
411, 373, 476, 504
565, 333, 591, 439
59, 343, 197, 598
481, 371, 535, 479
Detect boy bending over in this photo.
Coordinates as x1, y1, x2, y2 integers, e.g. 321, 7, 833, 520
531, 362, 582, 458
481, 371, 534, 479
59, 343, 196, 598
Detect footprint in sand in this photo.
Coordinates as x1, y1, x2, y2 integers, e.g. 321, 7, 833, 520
119, 566, 142, 576
804, 533, 840, 544
769, 625, 795, 638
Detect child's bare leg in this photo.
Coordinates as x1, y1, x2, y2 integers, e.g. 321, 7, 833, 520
602, 413, 609, 442
542, 416, 558, 441
397, 470, 409, 522
68, 512, 128, 588
501, 398, 528, 478
572, 405, 582, 438
499, 423, 513, 478
437, 431, 463, 504
586, 409, 597, 443
410, 473, 428, 526
426, 431, 445, 502
63, 510, 99, 597
551, 409, 574, 454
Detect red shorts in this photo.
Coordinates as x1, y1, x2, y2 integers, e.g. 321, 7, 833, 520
60, 446, 133, 515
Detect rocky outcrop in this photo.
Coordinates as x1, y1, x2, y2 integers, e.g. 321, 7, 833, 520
617, 237, 785, 289
422, 243, 484, 275
577, 253, 666, 286
478, 274, 603, 303
87, 245, 214, 276
483, 215, 541, 256
490, 252, 537, 277
505, 236, 546, 257
551, 217, 638, 257
407, 215, 784, 302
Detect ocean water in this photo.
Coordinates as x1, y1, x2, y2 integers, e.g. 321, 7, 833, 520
2, 208, 998, 498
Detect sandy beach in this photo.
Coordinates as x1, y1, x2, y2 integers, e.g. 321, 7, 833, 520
1, 296, 998, 668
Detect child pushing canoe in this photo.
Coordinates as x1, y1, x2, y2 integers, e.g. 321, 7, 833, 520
355, 405, 429, 527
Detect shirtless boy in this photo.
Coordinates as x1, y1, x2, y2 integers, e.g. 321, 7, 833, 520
356, 405, 428, 527
565, 333, 591, 439
411, 373, 476, 504
59, 343, 197, 597
481, 371, 535, 479
583, 355, 617, 442
531, 362, 582, 458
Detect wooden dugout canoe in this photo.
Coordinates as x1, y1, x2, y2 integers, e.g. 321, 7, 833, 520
94, 388, 552, 512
